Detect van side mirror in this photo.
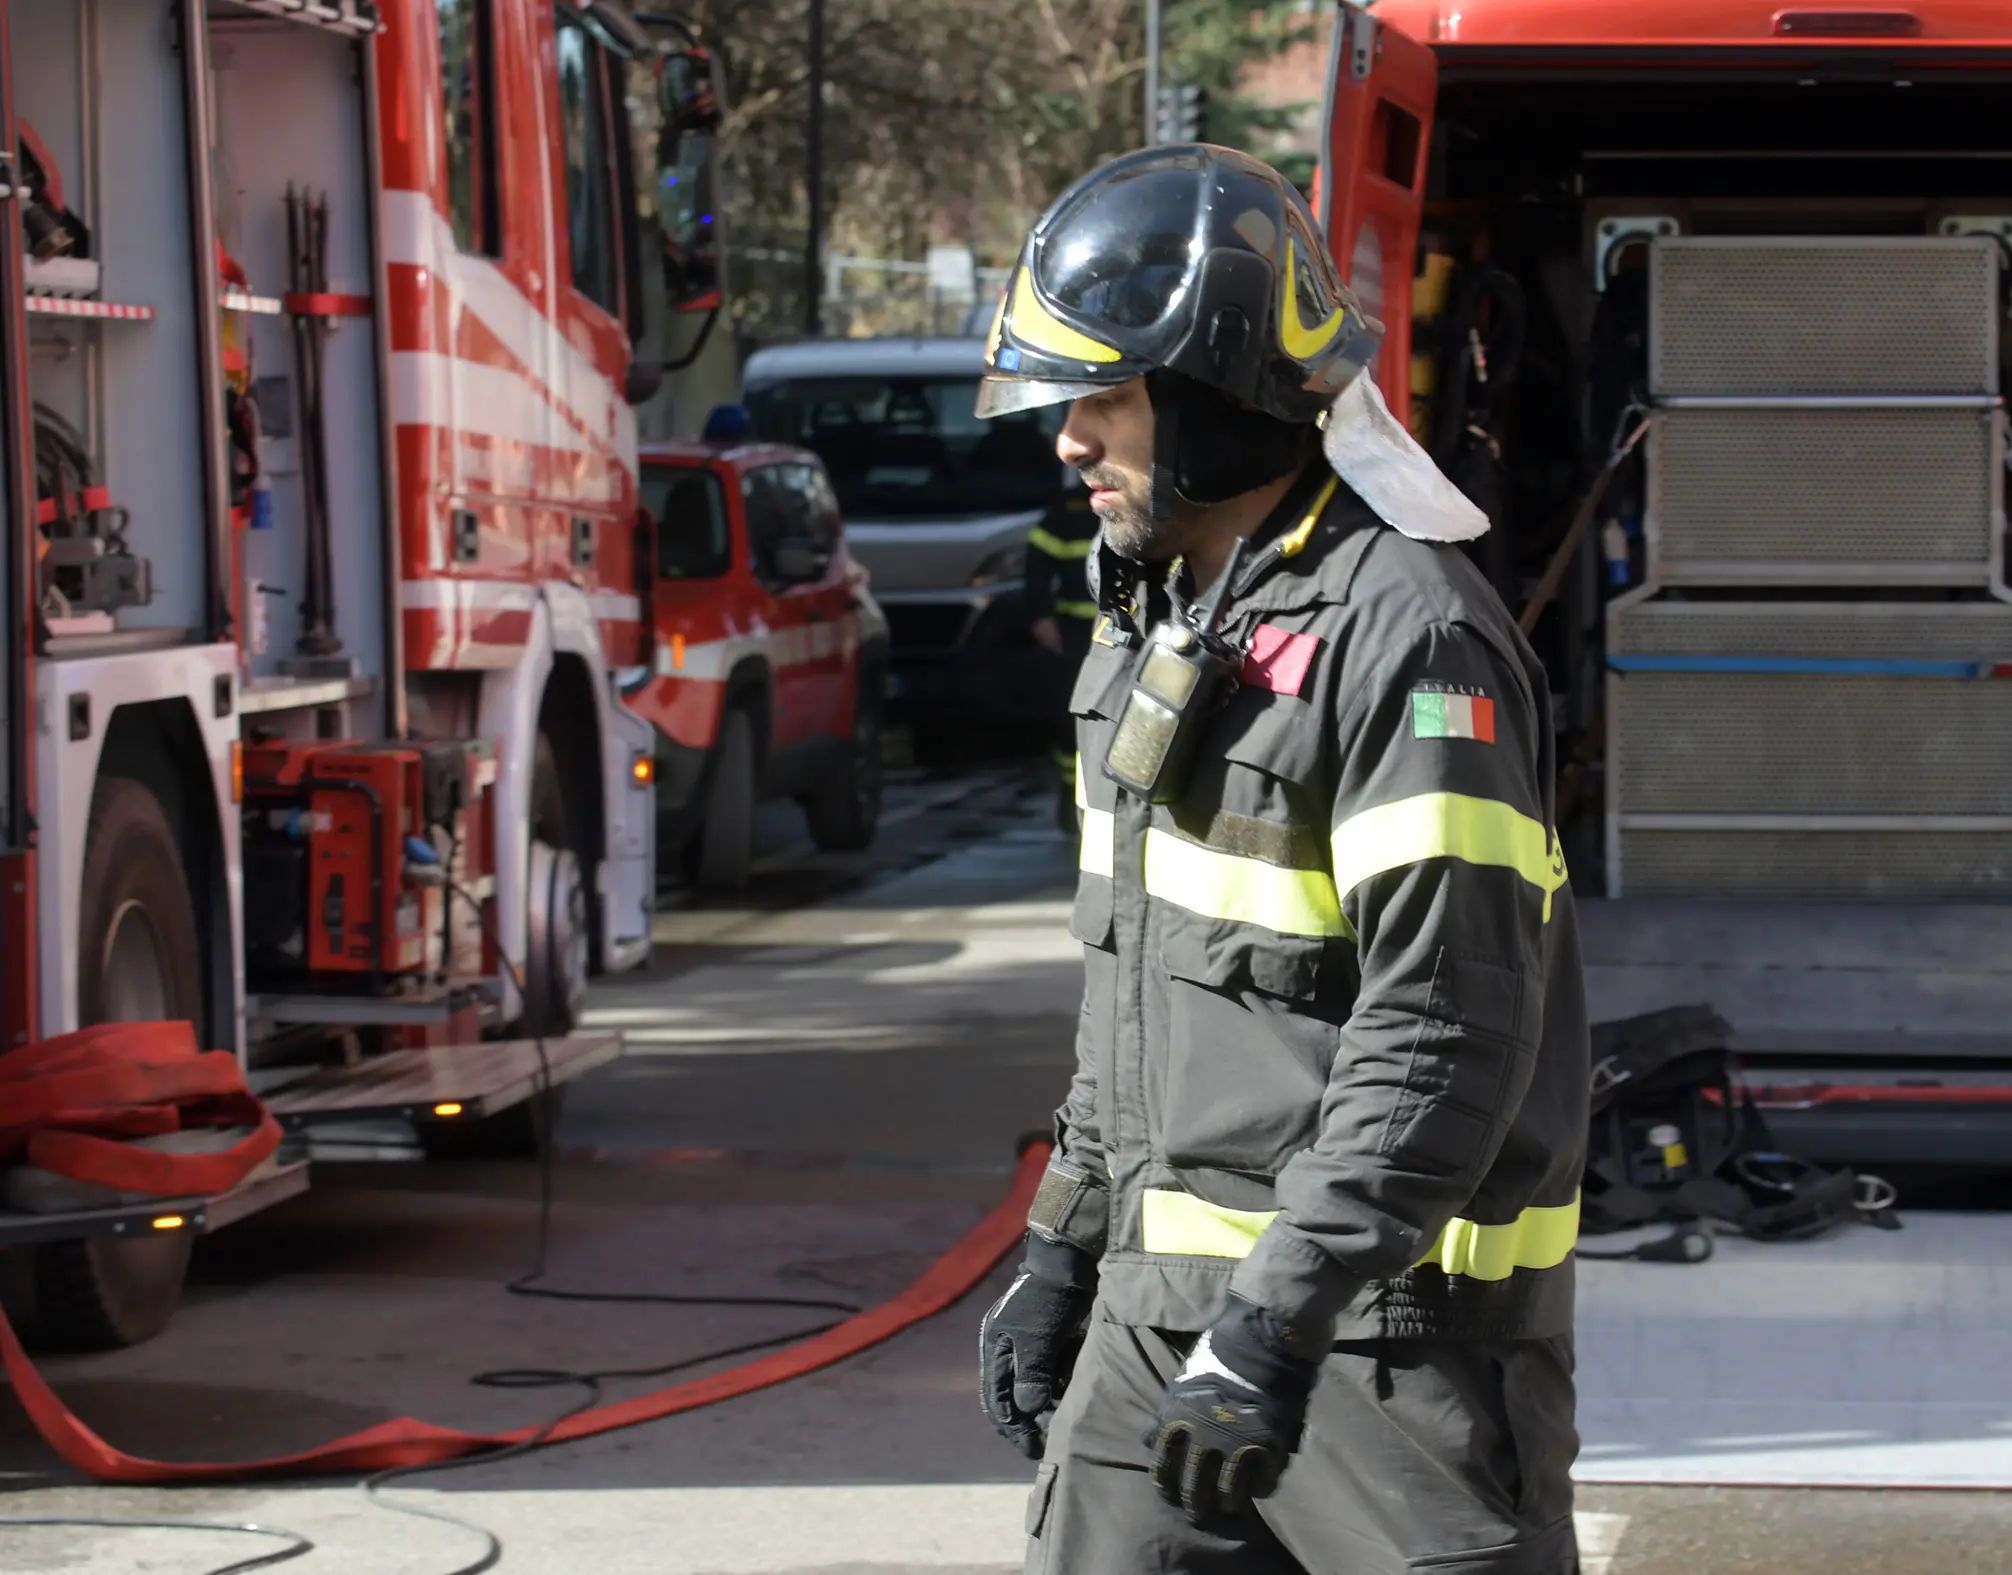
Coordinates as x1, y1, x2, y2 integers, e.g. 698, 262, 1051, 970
772, 537, 828, 583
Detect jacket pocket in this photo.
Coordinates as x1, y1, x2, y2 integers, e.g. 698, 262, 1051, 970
1025, 1460, 1059, 1539
1404, 1513, 1579, 1573
1181, 689, 1323, 838
1069, 876, 1114, 949
1154, 923, 1336, 1175
1378, 951, 1539, 1179
1070, 641, 1131, 720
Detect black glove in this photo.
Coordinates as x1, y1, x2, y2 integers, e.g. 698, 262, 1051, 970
1143, 1293, 1321, 1526
979, 1232, 1095, 1459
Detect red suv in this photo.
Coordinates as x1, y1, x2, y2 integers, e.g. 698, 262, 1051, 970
628, 438, 890, 889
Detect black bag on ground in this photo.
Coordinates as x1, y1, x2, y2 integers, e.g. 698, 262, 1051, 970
1581, 1005, 1897, 1258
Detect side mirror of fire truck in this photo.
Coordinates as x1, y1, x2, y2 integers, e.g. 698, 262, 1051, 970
626, 360, 665, 404
653, 46, 724, 314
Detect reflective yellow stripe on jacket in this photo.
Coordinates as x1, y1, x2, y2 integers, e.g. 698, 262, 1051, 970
1330, 792, 1567, 919
1139, 1188, 1580, 1281
1077, 760, 1115, 878
1142, 830, 1346, 938
1076, 801, 1343, 938
1029, 526, 1095, 560
1077, 784, 1562, 935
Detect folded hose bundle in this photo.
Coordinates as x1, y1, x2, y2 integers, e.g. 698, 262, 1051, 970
0, 1020, 282, 1209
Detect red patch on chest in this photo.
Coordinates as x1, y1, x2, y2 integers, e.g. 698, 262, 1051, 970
1240, 625, 1320, 697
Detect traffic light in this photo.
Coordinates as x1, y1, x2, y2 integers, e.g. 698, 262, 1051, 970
1155, 81, 1208, 144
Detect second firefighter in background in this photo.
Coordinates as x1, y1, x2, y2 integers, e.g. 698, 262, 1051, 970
1025, 476, 1100, 828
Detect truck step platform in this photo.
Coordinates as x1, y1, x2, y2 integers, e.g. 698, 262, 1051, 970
257, 1032, 624, 1129
0, 1155, 311, 1250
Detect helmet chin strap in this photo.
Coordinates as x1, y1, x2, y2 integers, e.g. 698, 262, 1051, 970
1148, 370, 1314, 519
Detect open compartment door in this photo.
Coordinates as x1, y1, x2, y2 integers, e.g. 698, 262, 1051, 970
1316, 3, 1437, 429
0, 0, 38, 1049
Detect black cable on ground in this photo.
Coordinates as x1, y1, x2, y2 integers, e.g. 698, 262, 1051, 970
0, 1514, 311, 1574
346, 883, 865, 1575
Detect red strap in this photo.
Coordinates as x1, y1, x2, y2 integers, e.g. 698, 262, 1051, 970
28, 1111, 283, 1199
34, 486, 111, 526
1, 1022, 278, 1195
0, 1143, 1047, 1482
283, 292, 371, 318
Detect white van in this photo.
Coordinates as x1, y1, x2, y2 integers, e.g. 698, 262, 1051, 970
740, 337, 1068, 735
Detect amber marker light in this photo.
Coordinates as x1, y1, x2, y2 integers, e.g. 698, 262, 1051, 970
433, 1102, 465, 1118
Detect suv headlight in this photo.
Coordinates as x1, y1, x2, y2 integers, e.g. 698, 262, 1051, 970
970, 545, 1026, 587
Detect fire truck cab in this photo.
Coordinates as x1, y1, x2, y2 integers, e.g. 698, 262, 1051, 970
0, 0, 726, 1345
1324, 1, 2012, 1165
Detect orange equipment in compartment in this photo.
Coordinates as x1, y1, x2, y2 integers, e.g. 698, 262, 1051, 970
240, 740, 496, 986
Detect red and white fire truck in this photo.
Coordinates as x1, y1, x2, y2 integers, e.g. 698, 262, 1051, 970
1322, 1, 2012, 1167
0, 0, 731, 1345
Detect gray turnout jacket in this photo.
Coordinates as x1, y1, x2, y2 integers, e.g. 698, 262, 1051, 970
1028, 469, 1589, 1353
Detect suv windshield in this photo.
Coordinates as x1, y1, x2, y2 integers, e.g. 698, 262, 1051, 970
743, 375, 1064, 519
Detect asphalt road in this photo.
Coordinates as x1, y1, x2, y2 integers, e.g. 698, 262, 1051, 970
2, 761, 2008, 1574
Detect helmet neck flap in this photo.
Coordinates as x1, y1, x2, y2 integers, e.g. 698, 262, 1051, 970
1148, 370, 1314, 519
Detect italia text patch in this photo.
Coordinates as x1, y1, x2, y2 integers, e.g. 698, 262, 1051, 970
1411, 684, 1495, 742
1241, 624, 1320, 697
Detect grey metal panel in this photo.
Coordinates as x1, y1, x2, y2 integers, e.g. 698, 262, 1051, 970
1611, 602, 2012, 660
1615, 670, 2012, 816
1645, 406, 1999, 582
1616, 829, 2012, 899
1579, 896, 2012, 1036
1649, 237, 2000, 397
261, 1032, 623, 1122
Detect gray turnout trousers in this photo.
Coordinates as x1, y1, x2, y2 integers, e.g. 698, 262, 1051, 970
1026, 1305, 1580, 1575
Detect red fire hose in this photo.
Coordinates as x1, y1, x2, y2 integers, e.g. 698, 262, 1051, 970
0, 1021, 283, 1201
1, 1032, 1043, 1483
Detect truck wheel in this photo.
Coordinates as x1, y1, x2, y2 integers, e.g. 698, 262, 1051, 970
522, 735, 588, 1036
424, 739, 581, 1162
21, 778, 202, 1350
803, 676, 883, 853
694, 708, 754, 891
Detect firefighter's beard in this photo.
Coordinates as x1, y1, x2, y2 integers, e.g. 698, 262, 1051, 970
1080, 464, 1178, 563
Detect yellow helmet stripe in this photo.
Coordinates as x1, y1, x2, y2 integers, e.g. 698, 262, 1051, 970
985, 288, 1009, 361
1279, 236, 1345, 361
1003, 268, 1122, 365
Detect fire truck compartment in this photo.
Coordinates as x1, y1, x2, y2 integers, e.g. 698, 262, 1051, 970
15, 0, 390, 707
255, 1031, 625, 1128
1408, 67, 2012, 892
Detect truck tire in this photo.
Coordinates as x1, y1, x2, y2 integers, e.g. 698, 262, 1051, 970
803, 675, 883, 853
18, 778, 202, 1350
694, 707, 754, 891
424, 738, 578, 1160
522, 734, 588, 1036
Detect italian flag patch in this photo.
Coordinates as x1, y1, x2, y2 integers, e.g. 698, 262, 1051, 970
1411, 685, 1495, 742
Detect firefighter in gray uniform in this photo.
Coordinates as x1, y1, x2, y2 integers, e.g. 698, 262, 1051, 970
975, 146, 1590, 1574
